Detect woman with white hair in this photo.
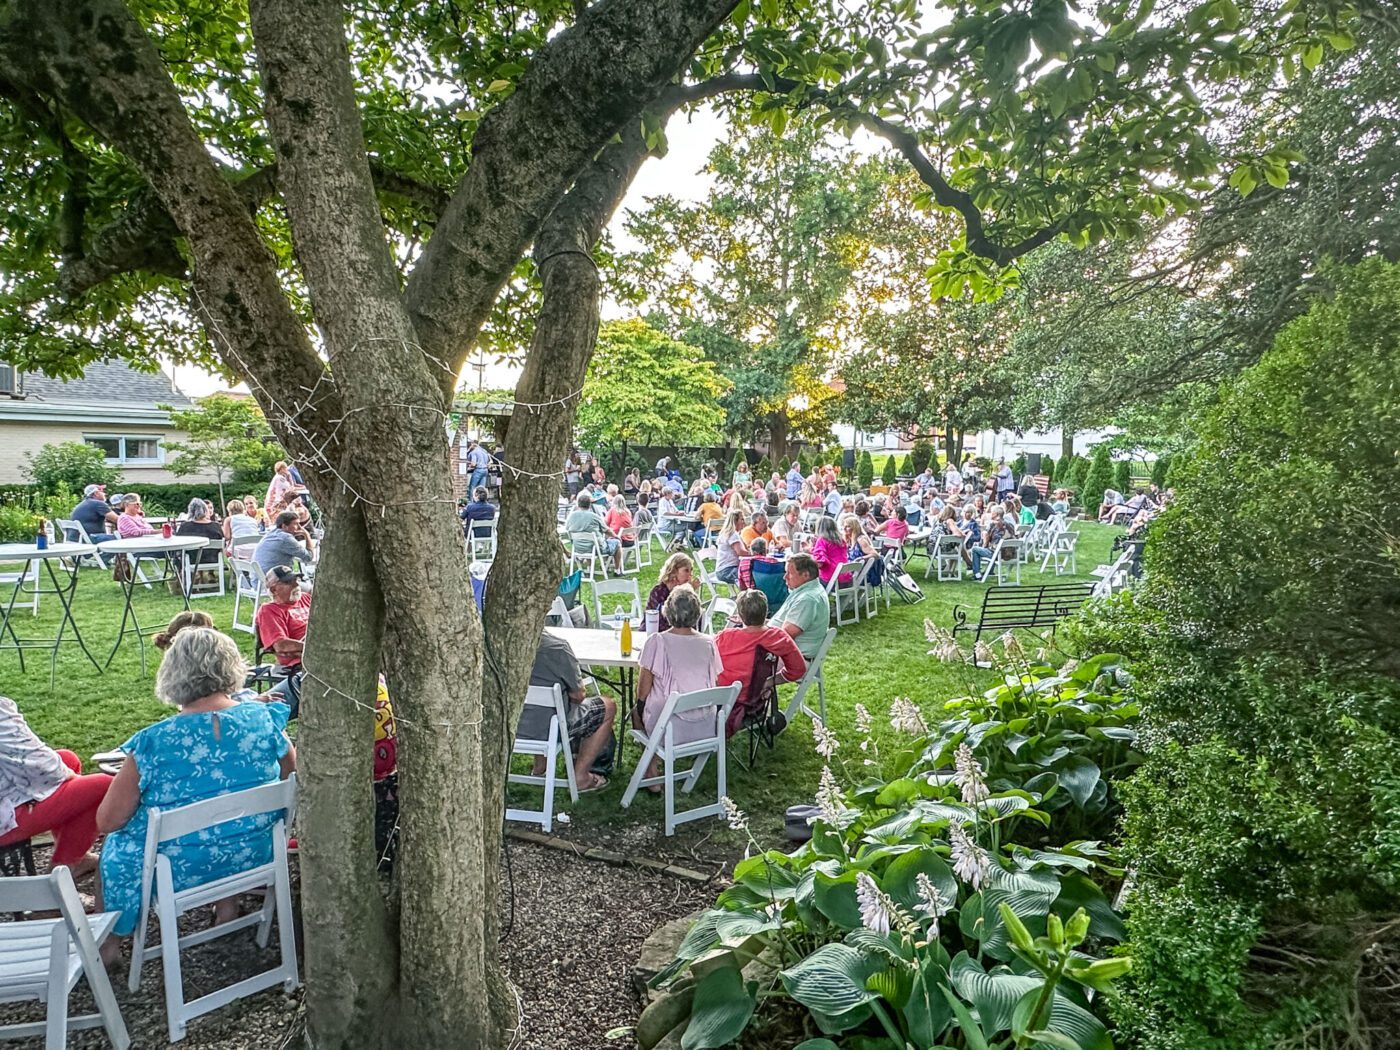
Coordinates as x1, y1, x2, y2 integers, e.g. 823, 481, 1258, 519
96, 628, 296, 952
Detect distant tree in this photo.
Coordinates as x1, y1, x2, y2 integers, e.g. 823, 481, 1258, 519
575, 319, 728, 477
24, 441, 120, 497
1114, 459, 1133, 494
1042, 455, 1057, 483
755, 455, 772, 477
1151, 454, 1173, 488
880, 454, 897, 486
857, 450, 874, 490
910, 440, 935, 475
164, 394, 284, 510
1011, 452, 1027, 477
798, 450, 812, 476
899, 453, 914, 476
1082, 445, 1115, 511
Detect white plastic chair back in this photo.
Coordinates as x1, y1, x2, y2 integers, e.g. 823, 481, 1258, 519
782, 626, 837, 724
591, 578, 642, 628
184, 537, 227, 599
825, 559, 868, 626
56, 518, 107, 568
468, 518, 498, 564
129, 775, 298, 1042
506, 684, 579, 831
620, 683, 742, 836
702, 595, 737, 634
929, 534, 965, 581
230, 555, 264, 635
568, 531, 610, 582
0, 867, 130, 1050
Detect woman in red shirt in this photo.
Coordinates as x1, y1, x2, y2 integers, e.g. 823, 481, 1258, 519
715, 590, 807, 736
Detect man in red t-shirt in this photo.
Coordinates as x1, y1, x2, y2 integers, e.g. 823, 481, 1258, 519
716, 589, 807, 737
255, 565, 312, 715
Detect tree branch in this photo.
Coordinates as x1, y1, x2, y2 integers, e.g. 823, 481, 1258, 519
401, 0, 740, 391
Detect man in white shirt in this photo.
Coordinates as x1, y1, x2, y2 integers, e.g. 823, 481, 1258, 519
822, 483, 843, 517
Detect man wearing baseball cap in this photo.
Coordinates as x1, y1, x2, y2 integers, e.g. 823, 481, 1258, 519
68, 483, 119, 553
255, 565, 312, 717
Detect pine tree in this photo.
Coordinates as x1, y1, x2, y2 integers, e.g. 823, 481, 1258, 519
1151, 454, 1171, 488
778, 456, 790, 473
1114, 458, 1132, 494
899, 453, 914, 476
1081, 445, 1115, 510
798, 450, 812, 475
1042, 455, 1056, 483
880, 454, 897, 485
756, 455, 772, 477
1011, 452, 1027, 477
910, 440, 934, 474
729, 448, 744, 474
857, 450, 874, 489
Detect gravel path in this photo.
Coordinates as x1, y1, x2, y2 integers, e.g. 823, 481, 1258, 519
1, 842, 714, 1049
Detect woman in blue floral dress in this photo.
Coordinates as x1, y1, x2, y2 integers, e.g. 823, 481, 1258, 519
97, 627, 296, 945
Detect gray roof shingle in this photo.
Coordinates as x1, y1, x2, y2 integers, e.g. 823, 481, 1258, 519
21, 361, 192, 407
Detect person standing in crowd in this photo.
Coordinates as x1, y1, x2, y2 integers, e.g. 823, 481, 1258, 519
994, 459, 1015, 500
265, 461, 296, 519
785, 460, 803, 499
563, 450, 582, 498
465, 439, 491, 493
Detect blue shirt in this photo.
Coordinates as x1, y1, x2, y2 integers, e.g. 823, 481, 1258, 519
785, 467, 803, 499
468, 446, 491, 469
70, 497, 113, 539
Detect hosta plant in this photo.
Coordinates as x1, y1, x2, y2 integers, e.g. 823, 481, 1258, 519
639, 713, 1130, 1050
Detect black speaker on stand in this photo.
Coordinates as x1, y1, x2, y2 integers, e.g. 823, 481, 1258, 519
1025, 452, 1042, 476
842, 448, 856, 471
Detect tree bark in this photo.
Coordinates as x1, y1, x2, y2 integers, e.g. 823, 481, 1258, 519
1061, 428, 1075, 462
768, 409, 790, 464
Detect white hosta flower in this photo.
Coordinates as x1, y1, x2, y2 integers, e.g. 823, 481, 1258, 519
949, 822, 990, 891
855, 873, 892, 936
812, 717, 840, 760
923, 618, 955, 645
720, 796, 748, 832
925, 620, 963, 662
813, 765, 857, 830
1034, 647, 1048, 663
973, 640, 995, 666
915, 872, 953, 938
855, 702, 872, 736
889, 697, 929, 736
1061, 658, 1080, 675
953, 743, 990, 805
999, 630, 1025, 663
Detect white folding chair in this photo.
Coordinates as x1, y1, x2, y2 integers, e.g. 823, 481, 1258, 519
505, 685, 579, 832
825, 560, 868, 626
592, 578, 642, 628
0, 556, 40, 617
230, 556, 264, 637
702, 595, 737, 634
0, 867, 130, 1050
55, 519, 107, 569
128, 776, 299, 1043
782, 627, 837, 724
634, 523, 656, 568
616, 527, 642, 575
184, 539, 226, 599
980, 538, 1024, 585
620, 683, 742, 836
1040, 530, 1080, 575
467, 519, 498, 565
928, 534, 965, 581
567, 532, 610, 583
689, 548, 720, 604
1090, 548, 1136, 597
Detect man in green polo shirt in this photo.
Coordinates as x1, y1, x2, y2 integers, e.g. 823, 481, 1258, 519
768, 553, 829, 658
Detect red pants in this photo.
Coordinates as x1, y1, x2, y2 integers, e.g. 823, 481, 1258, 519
0, 750, 113, 866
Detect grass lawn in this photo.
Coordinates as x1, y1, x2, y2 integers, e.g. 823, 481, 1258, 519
2, 523, 1121, 853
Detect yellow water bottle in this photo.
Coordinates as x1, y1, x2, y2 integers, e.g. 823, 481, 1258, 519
620, 616, 632, 656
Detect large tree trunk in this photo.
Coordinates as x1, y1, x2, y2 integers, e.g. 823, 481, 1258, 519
1061, 428, 1075, 462
768, 409, 790, 464
298, 500, 397, 1047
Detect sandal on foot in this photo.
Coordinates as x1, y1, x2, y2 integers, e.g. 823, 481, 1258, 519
578, 774, 609, 794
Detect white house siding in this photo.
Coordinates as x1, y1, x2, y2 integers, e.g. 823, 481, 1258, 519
0, 419, 204, 486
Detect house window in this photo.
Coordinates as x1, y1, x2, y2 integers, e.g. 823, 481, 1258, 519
84, 434, 165, 465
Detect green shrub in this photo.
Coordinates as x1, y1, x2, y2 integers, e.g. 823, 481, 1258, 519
24, 441, 120, 497
899, 453, 913, 476
1149, 454, 1171, 488
1113, 459, 1132, 494
1094, 259, 1400, 1050
797, 450, 812, 475
1081, 446, 1114, 510
880, 453, 897, 485
910, 439, 934, 474
1011, 452, 1027, 477
857, 449, 874, 489
1042, 455, 1056, 483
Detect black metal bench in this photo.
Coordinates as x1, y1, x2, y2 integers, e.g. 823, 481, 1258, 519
952, 583, 1094, 642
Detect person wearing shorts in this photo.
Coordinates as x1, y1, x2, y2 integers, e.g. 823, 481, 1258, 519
521, 630, 616, 791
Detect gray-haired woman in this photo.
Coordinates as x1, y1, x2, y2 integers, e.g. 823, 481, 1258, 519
634, 585, 724, 783
176, 496, 225, 587
95, 628, 295, 957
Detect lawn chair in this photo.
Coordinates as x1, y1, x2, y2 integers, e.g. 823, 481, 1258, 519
467, 519, 498, 566
592, 578, 642, 628
229, 555, 265, 641
128, 776, 299, 1042
183, 538, 226, 599
620, 683, 742, 836
980, 537, 1025, 585
927, 534, 965, 582
781, 627, 837, 724
1040, 529, 1080, 575
825, 559, 870, 626
55, 518, 108, 568
0, 867, 130, 1050
567, 532, 610, 583
506, 685, 578, 832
